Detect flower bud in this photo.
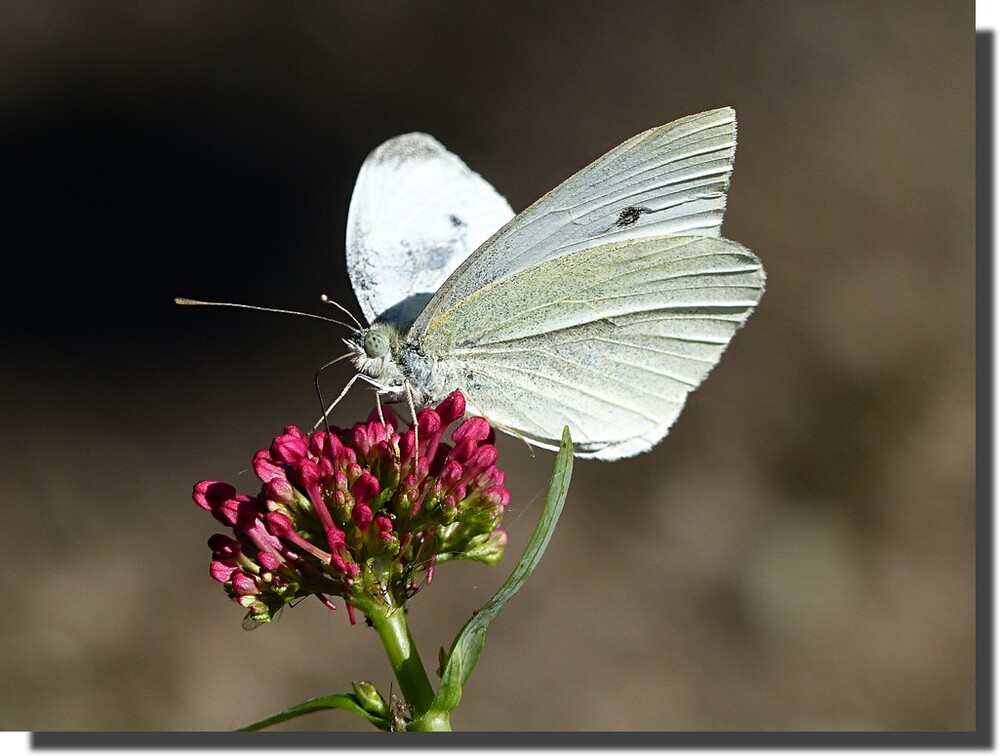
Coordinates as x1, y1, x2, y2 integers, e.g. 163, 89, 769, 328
351, 680, 390, 718
264, 477, 295, 505
210, 560, 238, 583
269, 434, 308, 465
352, 503, 374, 531
231, 571, 258, 596
462, 529, 508, 565
257, 551, 282, 571
252, 450, 285, 484
452, 415, 491, 444
192, 481, 236, 512
351, 472, 380, 508
435, 391, 466, 424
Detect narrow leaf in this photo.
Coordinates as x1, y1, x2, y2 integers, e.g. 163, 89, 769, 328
429, 427, 574, 713
238, 693, 387, 731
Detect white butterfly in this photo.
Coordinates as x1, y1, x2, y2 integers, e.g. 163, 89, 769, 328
338, 107, 765, 460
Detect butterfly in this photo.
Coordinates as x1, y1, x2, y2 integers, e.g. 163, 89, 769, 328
338, 107, 764, 460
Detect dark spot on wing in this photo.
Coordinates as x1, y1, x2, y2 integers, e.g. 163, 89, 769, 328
616, 206, 645, 228
449, 214, 466, 228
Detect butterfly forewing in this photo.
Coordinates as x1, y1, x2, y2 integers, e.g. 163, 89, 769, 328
410, 107, 738, 336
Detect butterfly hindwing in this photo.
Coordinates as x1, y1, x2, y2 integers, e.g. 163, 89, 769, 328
420, 235, 764, 459
346, 133, 514, 329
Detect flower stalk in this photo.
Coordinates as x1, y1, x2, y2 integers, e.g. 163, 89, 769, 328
365, 601, 447, 729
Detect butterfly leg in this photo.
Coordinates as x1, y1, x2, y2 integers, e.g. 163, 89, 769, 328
312, 372, 364, 430
404, 381, 420, 468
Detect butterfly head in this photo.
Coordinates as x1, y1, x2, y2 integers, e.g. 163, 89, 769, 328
346, 323, 406, 388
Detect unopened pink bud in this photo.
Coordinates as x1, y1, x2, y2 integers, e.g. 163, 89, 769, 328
440, 460, 463, 487
435, 391, 466, 423
252, 450, 285, 483
345, 462, 363, 485
365, 420, 391, 446
192, 480, 237, 511
270, 434, 308, 464
352, 503, 373, 531
263, 511, 295, 538
213, 498, 242, 527
463, 445, 499, 481
483, 486, 511, 509
265, 477, 295, 505
375, 516, 394, 539
351, 472, 380, 508
210, 560, 238, 583
399, 430, 417, 467
326, 526, 346, 552
308, 431, 331, 459
471, 445, 498, 468
318, 456, 334, 478
231, 571, 258, 595
476, 466, 505, 489
417, 409, 442, 437
452, 416, 490, 444
450, 438, 479, 464
282, 425, 306, 440
351, 424, 374, 456
294, 459, 321, 490
257, 551, 283, 571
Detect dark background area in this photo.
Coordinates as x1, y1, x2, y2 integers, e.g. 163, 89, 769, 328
2, 1, 975, 731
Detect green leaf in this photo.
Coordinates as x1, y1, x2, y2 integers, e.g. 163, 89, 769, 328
427, 427, 574, 715
238, 693, 389, 731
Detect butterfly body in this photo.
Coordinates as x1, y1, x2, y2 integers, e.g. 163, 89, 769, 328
347, 323, 454, 407
341, 108, 765, 459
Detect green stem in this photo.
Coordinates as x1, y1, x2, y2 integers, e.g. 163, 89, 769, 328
364, 597, 451, 730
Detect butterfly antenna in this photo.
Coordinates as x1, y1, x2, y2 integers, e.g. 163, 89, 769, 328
314, 352, 356, 432
174, 297, 355, 330
320, 294, 364, 330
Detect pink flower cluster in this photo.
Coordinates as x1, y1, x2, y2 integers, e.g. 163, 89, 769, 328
192, 391, 510, 626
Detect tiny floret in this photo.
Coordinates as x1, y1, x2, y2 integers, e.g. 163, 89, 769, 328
191, 391, 510, 626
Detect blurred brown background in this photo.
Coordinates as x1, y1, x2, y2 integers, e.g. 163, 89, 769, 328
1, 1, 975, 733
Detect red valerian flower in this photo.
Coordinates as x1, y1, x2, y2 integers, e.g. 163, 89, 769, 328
192, 391, 509, 627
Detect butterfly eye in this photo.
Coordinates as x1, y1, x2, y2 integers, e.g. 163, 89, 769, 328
363, 330, 390, 359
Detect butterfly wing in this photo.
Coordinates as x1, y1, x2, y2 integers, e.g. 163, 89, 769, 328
346, 133, 514, 328
410, 108, 738, 334
418, 235, 765, 459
